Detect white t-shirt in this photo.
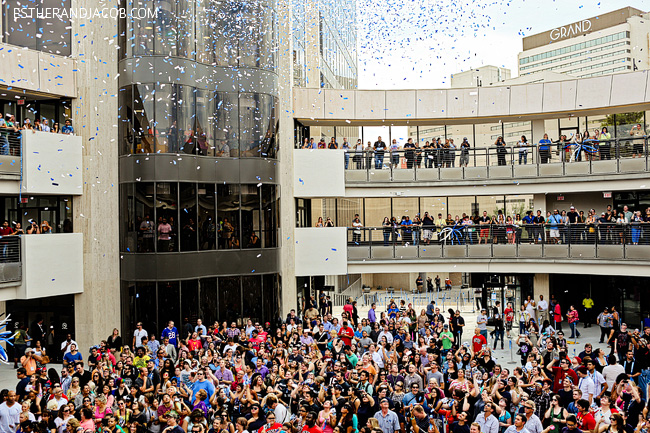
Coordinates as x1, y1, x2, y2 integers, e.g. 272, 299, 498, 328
525, 300, 536, 319
537, 300, 548, 312
133, 329, 148, 347
602, 364, 625, 390
60, 340, 78, 355
0, 402, 21, 433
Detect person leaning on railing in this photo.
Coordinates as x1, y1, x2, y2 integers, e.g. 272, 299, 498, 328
0, 114, 9, 155
538, 134, 552, 164
629, 124, 646, 158
599, 127, 612, 160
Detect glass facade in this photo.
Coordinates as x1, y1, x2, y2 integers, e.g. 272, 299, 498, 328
121, 0, 277, 71
2, 0, 72, 56
121, 182, 278, 253
291, 0, 357, 89
1, 196, 73, 233
119, 0, 282, 331
120, 274, 279, 334
299, 195, 534, 228
119, 84, 278, 157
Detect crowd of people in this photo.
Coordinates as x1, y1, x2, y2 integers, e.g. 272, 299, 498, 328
299, 126, 647, 169
342, 205, 650, 246
0, 115, 74, 135
0, 114, 74, 156
3, 293, 650, 433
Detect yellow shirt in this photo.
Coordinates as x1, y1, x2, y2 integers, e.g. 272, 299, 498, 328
582, 298, 594, 309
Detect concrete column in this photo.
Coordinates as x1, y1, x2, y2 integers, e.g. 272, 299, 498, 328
533, 194, 547, 215
531, 119, 545, 143
304, 1, 321, 88
533, 273, 550, 303
71, 0, 120, 354
278, 0, 296, 317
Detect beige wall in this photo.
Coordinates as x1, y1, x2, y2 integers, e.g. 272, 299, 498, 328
0, 43, 77, 97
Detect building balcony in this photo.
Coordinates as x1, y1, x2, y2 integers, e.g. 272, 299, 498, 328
0, 233, 84, 301
0, 130, 82, 195
293, 226, 650, 278
294, 137, 650, 197
344, 138, 648, 183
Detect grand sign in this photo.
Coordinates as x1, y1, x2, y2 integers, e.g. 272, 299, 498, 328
522, 7, 640, 51
549, 20, 592, 41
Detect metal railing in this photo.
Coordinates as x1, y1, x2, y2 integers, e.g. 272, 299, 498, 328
0, 129, 22, 157
347, 223, 650, 261
332, 277, 363, 307
0, 236, 22, 283
342, 136, 650, 181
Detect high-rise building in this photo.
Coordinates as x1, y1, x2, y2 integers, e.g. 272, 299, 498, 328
518, 7, 650, 78
292, 0, 358, 90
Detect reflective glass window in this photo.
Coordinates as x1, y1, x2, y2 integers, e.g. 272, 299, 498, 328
218, 276, 241, 323
241, 185, 261, 249
158, 281, 180, 330
119, 86, 134, 155
156, 182, 178, 252
261, 185, 278, 248
217, 184, 240, 249
179, 183, 198, 251
198, 184, 216, 250
242, 275, 263, 321
135, 183, 155, 252
133, 84, 155, 154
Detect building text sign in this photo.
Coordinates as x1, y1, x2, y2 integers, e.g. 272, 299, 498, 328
550, 20, 592, 41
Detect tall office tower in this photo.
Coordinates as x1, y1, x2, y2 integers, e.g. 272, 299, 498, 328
519, 7, 650, 78
117, 0, 281, 331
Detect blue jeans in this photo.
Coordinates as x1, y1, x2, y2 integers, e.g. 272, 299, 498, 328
375, 154, 384, 169
493, 330, 504, 349
383, 232, 390, 246
570, 322, 581, 338
519, 152, 527, 165
344, 153, 349, 169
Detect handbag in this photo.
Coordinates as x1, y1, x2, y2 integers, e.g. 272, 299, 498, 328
40, 355, 50, 365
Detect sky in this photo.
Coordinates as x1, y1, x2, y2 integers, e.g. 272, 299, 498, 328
356, 0, 649, 89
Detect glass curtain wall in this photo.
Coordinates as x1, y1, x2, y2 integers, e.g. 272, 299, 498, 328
121, 275, 279, 334
120, 182, 278, 252
119, 85, 278, 157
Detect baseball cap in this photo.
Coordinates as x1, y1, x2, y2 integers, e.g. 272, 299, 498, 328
570, 206, 575, 209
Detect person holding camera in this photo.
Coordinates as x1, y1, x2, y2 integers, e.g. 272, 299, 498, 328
409, 405, 434, 433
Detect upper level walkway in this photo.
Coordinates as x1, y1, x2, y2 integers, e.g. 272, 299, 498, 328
293, 71, 650, 125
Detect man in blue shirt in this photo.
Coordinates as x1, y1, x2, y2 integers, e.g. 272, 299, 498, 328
194, 319, 207, 337
401, 216, 413, 245
368, 303, 377, 323
548, 209, 563, 244
61, 119, 74, 134
538, 133, 552, 164
63, 343, 83, 367
161, 321, 179, 347
190, 369, 215, 403
523, 211, 534, 243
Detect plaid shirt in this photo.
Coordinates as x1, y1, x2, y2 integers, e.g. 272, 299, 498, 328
227, 328, 241, 339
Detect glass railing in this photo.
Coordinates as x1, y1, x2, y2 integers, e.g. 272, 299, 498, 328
340, 136, 649, 181
0, 236, 22, 283
346, 223, 650, 261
